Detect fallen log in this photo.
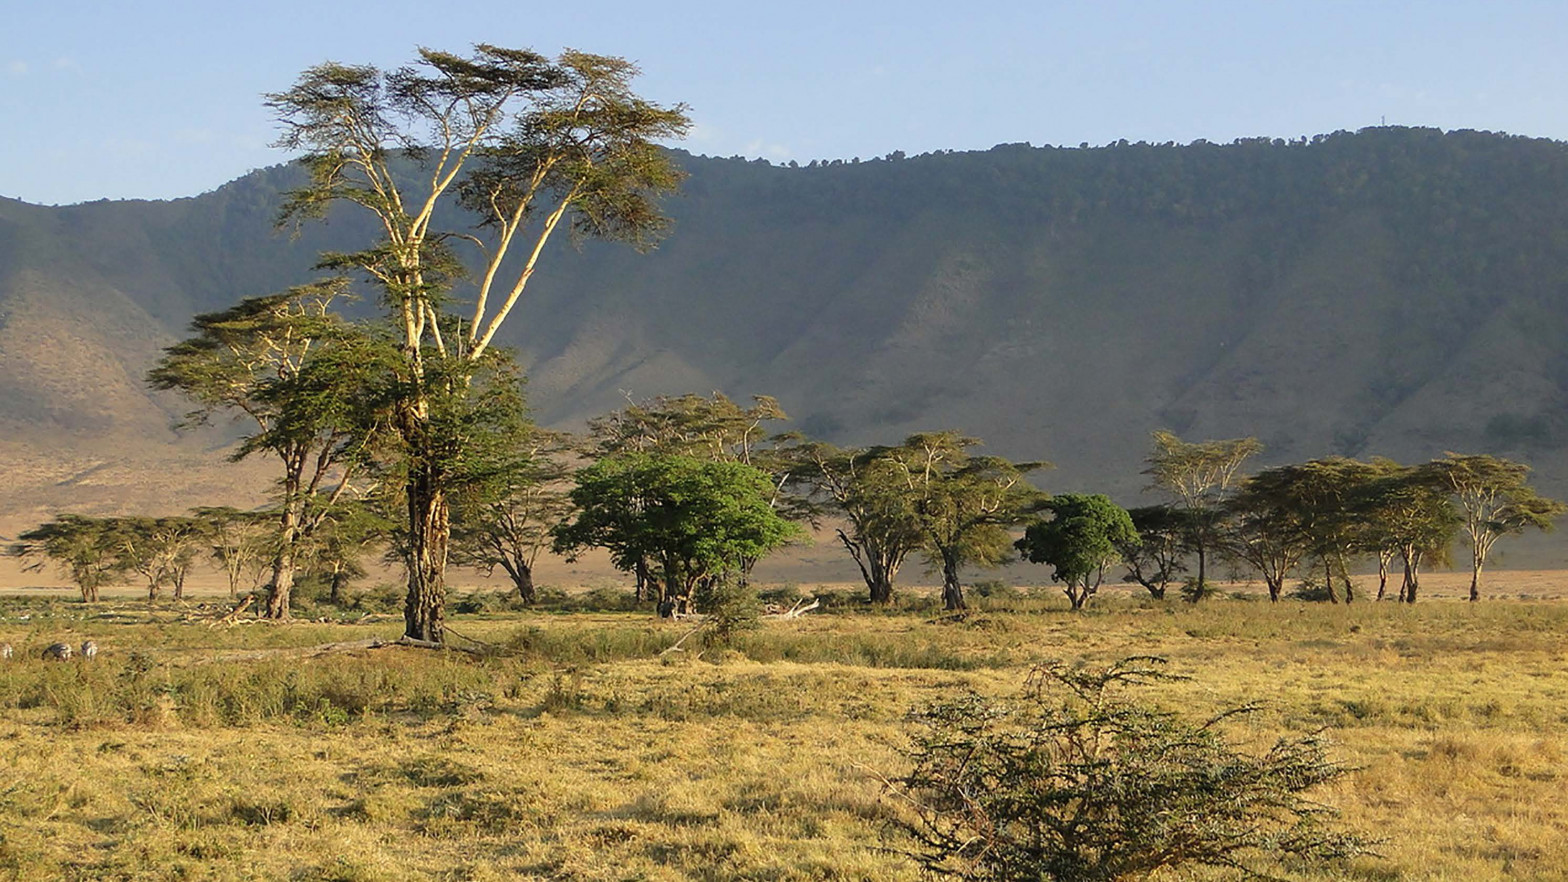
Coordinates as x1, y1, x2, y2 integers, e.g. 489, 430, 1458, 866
762, 598, 820, 619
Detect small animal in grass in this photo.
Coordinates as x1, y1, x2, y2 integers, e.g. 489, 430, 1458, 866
80, 640, 98, 660
41, 642, 74, 661
0, 643, 11, 660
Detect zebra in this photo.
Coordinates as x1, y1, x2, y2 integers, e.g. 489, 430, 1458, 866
80, 640, 98, 660
41, 642, 74, 661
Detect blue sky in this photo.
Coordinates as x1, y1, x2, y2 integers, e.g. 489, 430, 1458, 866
4, 0, 1567, 204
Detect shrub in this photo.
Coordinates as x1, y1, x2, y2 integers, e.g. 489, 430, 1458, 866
694, 578, 759, 649
891, 656, 1367, 881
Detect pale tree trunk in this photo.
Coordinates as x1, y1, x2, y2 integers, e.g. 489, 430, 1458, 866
1469, 542, 1487, 602
404, 465, 450, 642
1323, 557, 1340, 604
266, 548, 297, 619
839, 530, 898, 604
266, 481, 303, 620
1376, 550, 1393, 601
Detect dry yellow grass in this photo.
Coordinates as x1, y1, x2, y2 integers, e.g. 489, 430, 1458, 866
0, 595, 1564, 879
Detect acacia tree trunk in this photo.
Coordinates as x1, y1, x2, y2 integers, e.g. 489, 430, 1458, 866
501, 558, 537, 604
940, 554, 966, 611
265, 484, 303, 620
1323, 557, 1340, 604
1469, 553, 1484, 602
1400, 550, 1421, 604
328, 567, 344, 605
840, 531, 899, 604
404, 465, 450, 642
1376, 550, 1393, 601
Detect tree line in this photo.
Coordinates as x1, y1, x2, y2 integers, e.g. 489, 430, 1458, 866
13, 385, 1562, 619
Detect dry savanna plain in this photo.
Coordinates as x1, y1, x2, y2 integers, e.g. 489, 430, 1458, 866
0, 550, 1565, 881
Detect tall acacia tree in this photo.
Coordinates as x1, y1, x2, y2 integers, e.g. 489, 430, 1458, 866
268, 46, 689, 642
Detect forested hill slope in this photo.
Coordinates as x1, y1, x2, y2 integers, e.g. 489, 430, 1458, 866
4, 126, 1568, 520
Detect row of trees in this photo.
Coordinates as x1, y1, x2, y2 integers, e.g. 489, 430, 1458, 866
1048, 437, 1565, 608
10, 507, 385, 604
13, 393, 1562, 619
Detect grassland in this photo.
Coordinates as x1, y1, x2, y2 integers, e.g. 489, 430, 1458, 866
0, 587, 1565, 881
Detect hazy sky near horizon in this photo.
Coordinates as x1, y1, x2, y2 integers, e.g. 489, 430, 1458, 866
3, 0, 1566, 205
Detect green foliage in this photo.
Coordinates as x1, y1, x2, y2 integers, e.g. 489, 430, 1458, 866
893, 657, 1367, 881
1118, 505, 1192, 600
876, 432, 1048, 611
1426, 453, 1568, 600
694, 578, 761, 649
782, 439, 928, 604
11, 514, 126, 601
1016, 494, 1137, 610
553, 454, 801, 614
1145, 432, 1262, 599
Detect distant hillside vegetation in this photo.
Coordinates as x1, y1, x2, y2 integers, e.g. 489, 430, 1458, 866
3, 127, 1568, 538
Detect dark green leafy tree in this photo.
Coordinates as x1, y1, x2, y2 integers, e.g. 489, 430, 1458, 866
588, 393, 800, 595
10, 515, 126, 602
892, 657, 1367, 881
149, 283, 386, 619
1143, 431, 1262, 599
891, 433, 1048, 611
783, 440, 925, 604
1426, 453, 1567, 601
449, 429, 575, 604
1116, 505, 1191, 600
1015, 494, 1137, 610
268, 45, 689, 643
1223, 466, 1325, 603
553, 454, 800, 616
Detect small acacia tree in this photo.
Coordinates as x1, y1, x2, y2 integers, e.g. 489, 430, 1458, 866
110, 516, 209, 601
1426, 453, 1566, 601
11, 515, 125, 601
1015, 494, 1136, 610
1116, 505, 1191, 600
784, 440, 925, 605
892, 657, 1367, 881
1362, 462, 1459, 603
1144, 431, 1262, 599
553, 453, 800, 615
449, 429, 575, 604
889, 433, 1047, 611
